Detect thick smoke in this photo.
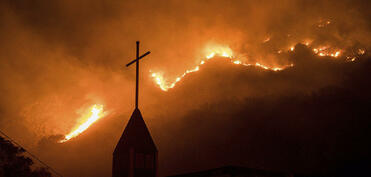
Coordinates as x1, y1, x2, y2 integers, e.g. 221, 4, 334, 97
0, 0, 370, 177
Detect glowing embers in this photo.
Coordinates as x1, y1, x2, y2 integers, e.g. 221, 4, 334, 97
59, 104, 107, 143
312, 46, 342, 58
287, 43, 343, 58
317, 20, 331, 28
358, 49, 366, 55
346, 48, 366, 62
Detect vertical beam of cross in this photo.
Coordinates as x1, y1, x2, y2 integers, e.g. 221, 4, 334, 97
136, 41, 139, 109
126, 41, 151, 109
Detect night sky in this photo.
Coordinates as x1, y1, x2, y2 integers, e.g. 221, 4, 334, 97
0, 1, 370, 177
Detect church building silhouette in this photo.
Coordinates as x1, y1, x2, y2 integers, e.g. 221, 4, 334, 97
113, 108, 158, 177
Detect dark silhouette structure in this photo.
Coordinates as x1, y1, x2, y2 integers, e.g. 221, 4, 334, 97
113, 108, 158, 177
167, 166, 292, 177
113, 41, 157, 177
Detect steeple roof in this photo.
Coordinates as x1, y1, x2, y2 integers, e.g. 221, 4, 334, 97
114, 108, 157, 154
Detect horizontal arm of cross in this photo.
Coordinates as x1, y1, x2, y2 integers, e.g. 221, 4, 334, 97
126, 51, 151, 67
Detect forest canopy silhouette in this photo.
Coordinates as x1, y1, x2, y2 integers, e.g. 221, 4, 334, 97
0, 136, 52, 177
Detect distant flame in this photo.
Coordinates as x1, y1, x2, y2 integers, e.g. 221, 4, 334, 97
149, 38, 366, 91
150, 45, 292, 91
59, 104, 107, 143
263, 37, 271, 43
204, 45, 233, 59
312, 46, 342, 58
233, 60, 242, 64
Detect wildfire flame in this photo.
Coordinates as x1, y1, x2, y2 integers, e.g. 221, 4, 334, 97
149, 37, 366, 91
312, 46, 342, 58
59, 104, 107, 143
263, 37, 271, 43
150, 45, 293, 91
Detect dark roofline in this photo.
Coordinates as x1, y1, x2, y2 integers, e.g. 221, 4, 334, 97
167, 165, 291, 177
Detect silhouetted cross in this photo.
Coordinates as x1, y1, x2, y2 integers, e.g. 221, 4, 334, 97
126, 41, 151, 109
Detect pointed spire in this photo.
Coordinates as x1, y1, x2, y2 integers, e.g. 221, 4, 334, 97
114, 108, 157, 154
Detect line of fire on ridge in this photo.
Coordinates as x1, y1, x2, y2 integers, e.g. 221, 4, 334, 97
149, 42, 365, 91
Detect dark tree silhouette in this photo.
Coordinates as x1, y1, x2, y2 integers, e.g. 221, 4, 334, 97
0, 136, 52, 177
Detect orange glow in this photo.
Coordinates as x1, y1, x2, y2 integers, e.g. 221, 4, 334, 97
59, 104, 107, 143
303, 40, 312, 46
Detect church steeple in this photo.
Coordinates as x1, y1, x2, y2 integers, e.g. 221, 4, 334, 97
113, 108, 158, 177
114, 108, 157, 154
113, 42, 157, 177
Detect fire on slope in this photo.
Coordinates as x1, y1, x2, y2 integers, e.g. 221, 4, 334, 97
59, 104, 108, 143
150, 41, 366, 91
150, 44, 293, 91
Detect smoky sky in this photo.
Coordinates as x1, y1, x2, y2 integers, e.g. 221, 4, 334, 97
0, 0, 371, 177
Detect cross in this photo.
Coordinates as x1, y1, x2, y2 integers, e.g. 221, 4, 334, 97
126, 41, 151, 109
